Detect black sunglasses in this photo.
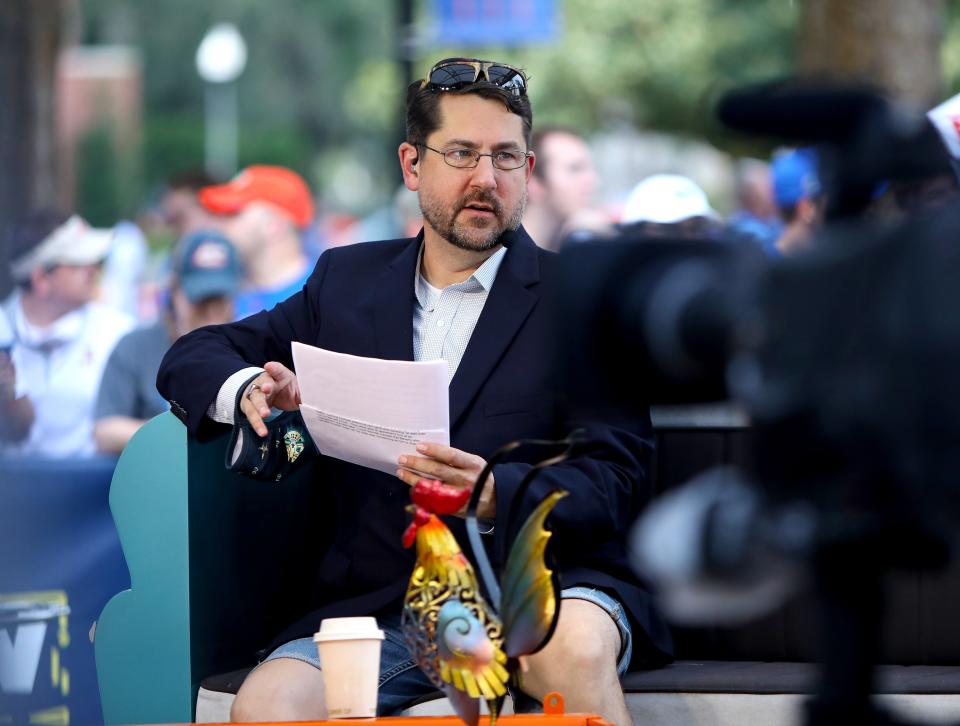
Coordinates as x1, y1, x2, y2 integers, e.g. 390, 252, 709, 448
420, 59, 527, 97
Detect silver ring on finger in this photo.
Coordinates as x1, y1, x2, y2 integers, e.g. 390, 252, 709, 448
245, 383, 262, 400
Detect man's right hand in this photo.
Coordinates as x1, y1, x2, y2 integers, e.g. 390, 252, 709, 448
239, 361, 301, 437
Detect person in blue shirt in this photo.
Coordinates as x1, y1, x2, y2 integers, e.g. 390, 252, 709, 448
769, 148, 824, 257
726, 158, 783, 249
197, 165, 318, 319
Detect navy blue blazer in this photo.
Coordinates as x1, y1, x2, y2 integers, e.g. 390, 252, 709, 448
157, 227, 673, 666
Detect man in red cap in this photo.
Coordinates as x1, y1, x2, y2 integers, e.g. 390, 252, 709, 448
199, 165, 317, 319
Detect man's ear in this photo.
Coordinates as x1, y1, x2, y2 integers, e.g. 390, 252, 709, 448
399, 142, 421, 191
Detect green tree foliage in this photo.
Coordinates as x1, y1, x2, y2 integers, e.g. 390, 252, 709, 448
76, 124, 124, 226
941, 1, 960, 99
73, 0, 959, 217
142, 115, 312, 187
80, 0, 401, 211
423, 0, 797, 150
82, 0, 400, 143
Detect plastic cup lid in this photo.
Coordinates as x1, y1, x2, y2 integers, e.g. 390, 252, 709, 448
313, 616, 385, 643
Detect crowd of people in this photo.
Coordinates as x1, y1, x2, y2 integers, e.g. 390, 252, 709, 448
7, 51, 960, 723
7, 101, 958, 467
0, 166, 323, 458
0, 138, 838, 463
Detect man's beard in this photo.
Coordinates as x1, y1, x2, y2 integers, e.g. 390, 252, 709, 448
419, 189, 526, 252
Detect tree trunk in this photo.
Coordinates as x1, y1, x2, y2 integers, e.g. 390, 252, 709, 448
799, 0, 944, 107
0, 0, 68, 298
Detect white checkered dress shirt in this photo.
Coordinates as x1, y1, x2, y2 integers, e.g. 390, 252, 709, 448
413, 244, 506, 383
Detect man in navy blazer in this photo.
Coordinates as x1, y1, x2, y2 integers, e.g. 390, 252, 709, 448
158, 57, 671, 723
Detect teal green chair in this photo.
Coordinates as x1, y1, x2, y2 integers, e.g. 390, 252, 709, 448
95, 412, 322, 724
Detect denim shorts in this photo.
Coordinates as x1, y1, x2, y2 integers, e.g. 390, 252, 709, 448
261, 587, 633, 715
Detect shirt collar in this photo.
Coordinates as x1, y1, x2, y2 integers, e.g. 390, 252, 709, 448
414, 243, 507, 309
8, 293, 89, 349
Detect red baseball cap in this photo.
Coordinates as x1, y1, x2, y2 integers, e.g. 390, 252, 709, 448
198, 165, 315, 228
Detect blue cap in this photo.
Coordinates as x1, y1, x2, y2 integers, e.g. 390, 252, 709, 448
771, 148, 821, 207
171, 230, 242, 303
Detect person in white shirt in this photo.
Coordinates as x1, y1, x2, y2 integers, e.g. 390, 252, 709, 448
2, 211, 134, 459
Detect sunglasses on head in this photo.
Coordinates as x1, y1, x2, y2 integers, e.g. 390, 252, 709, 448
420, 59, 527, 97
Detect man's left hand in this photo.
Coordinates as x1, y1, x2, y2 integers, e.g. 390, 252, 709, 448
397, 443, 495, 519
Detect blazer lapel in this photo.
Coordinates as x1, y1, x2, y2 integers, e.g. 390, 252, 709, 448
371, 235, 421, 362
448, 228, 541, 428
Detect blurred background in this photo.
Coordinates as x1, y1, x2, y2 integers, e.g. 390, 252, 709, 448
5, 3, 960, 725
3, 0, 959, 299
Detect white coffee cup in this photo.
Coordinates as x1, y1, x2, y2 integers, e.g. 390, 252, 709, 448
313, 617, 385, 718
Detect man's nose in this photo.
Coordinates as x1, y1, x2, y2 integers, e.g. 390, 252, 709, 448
468, 156, 498, 189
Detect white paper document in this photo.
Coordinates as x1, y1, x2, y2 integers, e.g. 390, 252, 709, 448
291, 342, 449, 475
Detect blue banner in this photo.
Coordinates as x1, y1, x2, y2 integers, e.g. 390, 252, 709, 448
0, 457, 129, 726
432, 0, 559, 46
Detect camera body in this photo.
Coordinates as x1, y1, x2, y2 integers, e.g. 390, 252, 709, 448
551, 79, 960, 724
554, 79, 960, 562
556, 201, 960, 567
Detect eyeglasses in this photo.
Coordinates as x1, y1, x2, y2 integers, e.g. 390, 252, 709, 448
420, 59, 527, 97
421, 144, 531, 171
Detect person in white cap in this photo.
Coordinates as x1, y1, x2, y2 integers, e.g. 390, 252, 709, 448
620, 173, 722, 238
1, 211, 134, 458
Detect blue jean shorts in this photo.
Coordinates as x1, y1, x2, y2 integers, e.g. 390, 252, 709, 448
260, 587, 633, 715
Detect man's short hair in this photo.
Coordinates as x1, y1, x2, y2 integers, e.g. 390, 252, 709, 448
405, 67, 533, 153
530, 125, 583, 179
167, 168, 221, 192
166, 168, 219, 193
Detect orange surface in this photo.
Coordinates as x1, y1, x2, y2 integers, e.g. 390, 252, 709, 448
149, 693, 615, 726
153, 719, 612, 726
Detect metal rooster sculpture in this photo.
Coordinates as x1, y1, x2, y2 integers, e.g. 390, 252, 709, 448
401, 436, 580, 726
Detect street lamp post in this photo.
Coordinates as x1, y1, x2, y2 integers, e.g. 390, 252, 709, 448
196, 23, 247, 179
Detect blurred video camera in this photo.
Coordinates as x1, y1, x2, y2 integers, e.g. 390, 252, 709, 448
553, 79, 960, 725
